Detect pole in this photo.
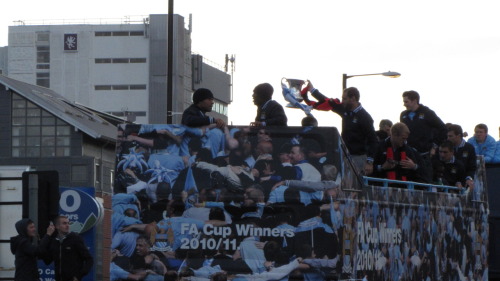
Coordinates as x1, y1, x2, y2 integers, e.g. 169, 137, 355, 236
342, 73, 348, 91
166, 0, 174, 124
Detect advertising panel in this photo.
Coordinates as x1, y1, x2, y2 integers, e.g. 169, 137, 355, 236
111, 124, 488, 281
38, 187, 102, 281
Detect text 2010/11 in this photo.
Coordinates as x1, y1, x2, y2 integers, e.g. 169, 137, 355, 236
180, 237, 238, 251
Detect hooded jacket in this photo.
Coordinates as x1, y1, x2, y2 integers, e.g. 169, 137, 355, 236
40, 231, 93, 281
10, 218, 47, 281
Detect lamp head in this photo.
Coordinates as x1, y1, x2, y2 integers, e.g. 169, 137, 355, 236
382, 71, 401, 78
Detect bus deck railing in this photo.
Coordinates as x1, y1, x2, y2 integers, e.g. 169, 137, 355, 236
363, 176, 464, 194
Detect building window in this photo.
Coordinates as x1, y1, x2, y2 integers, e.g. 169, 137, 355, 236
129, 58, 147, 63
37, 46, 50, 63
130, 84, 147, 90
95, 85, 112, 91
212, 101, 228, 116
94, 58, 147, 64
37, 33, 50, 42
112, 31, 129, 36
95, 31, 112, 36
36, 64, 50, 69
36, 73, 50, 88
11, 93, 71, 158
112, 58, 129, 63
36, 46, 50, 87
112, 85, 129, 90
36, 73, 49, 78
130, 31, 144, 36
95, 58, 112, 64
95, 84, 147, 91
95, 31, 146, 37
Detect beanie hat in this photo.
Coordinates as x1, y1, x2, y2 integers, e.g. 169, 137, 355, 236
156, 182, 171, 200
193, 88, 214, 104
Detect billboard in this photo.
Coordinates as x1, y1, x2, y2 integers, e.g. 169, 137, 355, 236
38, 187, 102, 281
111, 124, 489, 280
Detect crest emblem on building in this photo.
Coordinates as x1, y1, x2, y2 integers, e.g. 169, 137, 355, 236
64, 34, 78, 51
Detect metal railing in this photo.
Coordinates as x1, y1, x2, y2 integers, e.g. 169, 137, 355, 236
363, 176, 464, 193
13, 16, 148, 26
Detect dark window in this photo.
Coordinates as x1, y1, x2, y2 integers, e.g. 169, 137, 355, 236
130, 84, 147, 90
36, 73, 50, 78
37, 47, 50, 63
37, 33, 50, 42
112, 85, 129, 90
129, 58, 147, 63
42, 116, 56, 125
112, 31, 129, 36
95, 85, 112, 90
112, 58, 129, 63
36, 79, 50, 88
11, 94, 71, 158
36, 72, 50, 88
95, 58, 112, 63
37, 64, 50, 69
95, 31, 112, 36
130, 31, 144, 36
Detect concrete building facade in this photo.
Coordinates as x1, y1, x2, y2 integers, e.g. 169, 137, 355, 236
4, 14, 231, 125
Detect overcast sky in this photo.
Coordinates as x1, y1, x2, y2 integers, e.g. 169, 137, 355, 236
2, 0, 500, 136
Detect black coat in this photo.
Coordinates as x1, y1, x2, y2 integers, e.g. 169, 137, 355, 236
312, 89, 378, 157
373, 138, 425, 183
255, 100, 288, 126
40, 232, 93, 281
10, 219, 47, 281
400, 105, 447, 154
432, 156, 467, 187
181, 104, 214, 127
454, 141, 477, 180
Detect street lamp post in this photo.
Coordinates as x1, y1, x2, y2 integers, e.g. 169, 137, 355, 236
166, 0, 174, 124
342, 71, 401, 90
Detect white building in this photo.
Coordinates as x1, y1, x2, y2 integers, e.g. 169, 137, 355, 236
4, 14, 231, 124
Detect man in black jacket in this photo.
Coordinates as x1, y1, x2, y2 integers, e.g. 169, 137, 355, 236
182, 88, 225, 128
41, 216, 93, 281
400, 90, 447, 183
304, 82, 378, 175
447, 124, 476, 190
251, 83, 288, 127
432, 140, 467, 190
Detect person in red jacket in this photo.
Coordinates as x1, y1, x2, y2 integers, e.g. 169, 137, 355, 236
373, 122, 425, 183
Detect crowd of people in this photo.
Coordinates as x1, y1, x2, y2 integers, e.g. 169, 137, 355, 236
108, 83, 492, 281
300, 81, 499, 192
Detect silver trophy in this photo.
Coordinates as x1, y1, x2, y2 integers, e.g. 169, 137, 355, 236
281, 78, 312, 116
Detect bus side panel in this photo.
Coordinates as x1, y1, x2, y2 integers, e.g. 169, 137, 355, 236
346, 186, 487, 280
